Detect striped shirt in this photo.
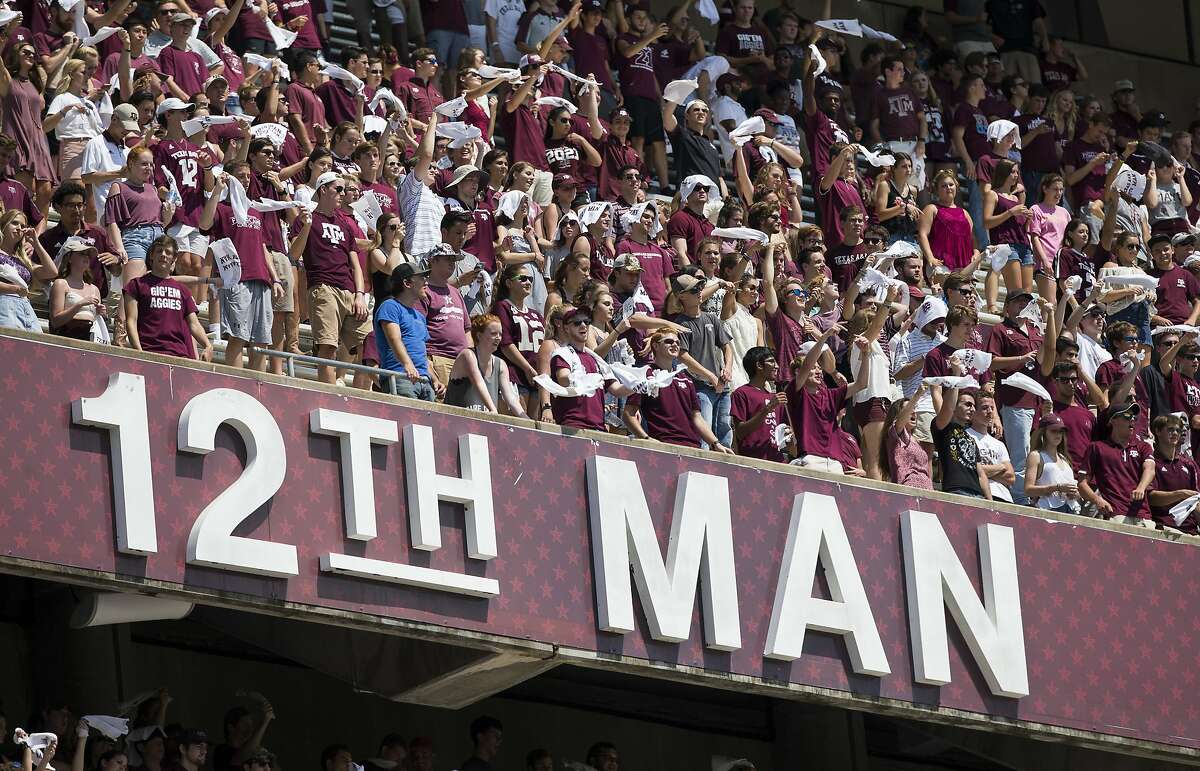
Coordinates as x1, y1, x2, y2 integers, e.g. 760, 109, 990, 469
399, 171, 444, 260
891, 329, 944, 412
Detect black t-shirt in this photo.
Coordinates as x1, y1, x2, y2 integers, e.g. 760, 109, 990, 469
459, 759, 491, 771
669, 125, 722, 188
933, 420, 984, 496
985, 0, 1045, 53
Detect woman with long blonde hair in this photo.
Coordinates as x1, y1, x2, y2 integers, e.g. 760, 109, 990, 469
0, 208, 57, 331
44, 59, 106, 182
1023, 414, 1081, 513
49, 241, 103, 340
1048, 88, 1078, 143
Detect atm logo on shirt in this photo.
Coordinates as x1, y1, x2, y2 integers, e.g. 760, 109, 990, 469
321, 223, 346, 244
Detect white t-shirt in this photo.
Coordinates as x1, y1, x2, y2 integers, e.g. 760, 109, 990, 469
1076, 331, 1112, 379
711, 94, 747, 162
483, 0, 524, 64
850, 339, 891, 402
967, 427, 1013, 502
80, 133, 127, 221
46, 92, 108, 140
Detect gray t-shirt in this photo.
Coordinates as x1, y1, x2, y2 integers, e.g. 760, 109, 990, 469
1148, 179, 1188, 224
671, 310, 731, 377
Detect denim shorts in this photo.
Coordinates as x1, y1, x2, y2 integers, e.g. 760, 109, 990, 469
1001, 242, 1035, 267
1110, 301, 1153, 345
0, 293, 40, 332
122, 224, 164, 262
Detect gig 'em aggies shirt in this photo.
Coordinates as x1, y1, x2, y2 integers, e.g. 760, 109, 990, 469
124, 274, 199, 359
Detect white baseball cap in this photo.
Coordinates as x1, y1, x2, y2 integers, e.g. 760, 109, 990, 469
155, 98, 193, 117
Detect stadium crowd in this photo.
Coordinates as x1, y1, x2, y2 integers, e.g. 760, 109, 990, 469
0, 0, 1197, 530
4, 695, 722, 771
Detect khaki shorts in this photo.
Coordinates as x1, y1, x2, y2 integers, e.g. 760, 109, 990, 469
308, 283, 370, 352
270, 252, 295, 313
913, 411, 935, 443
429, 354, 455, 386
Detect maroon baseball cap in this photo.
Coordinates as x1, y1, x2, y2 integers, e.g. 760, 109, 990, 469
1038, 414, 1066, 431
552, 173, 577, 189
716, 72, 747, 91
753, 108, 783, 125
609, 106, 632, 122
553, 35, 571, 50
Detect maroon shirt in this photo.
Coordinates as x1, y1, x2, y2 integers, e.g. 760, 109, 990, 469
153, 138, 210, 228
1051, 398, 1096, 473
277, 0, 322, 49
304, 210, 357, 291
872, 86, 921, 140
418, 282, 470, 359
803, 108, 850, 181
1062, 138, 1107, 205
157, 44, 208, 99
248, 173, 287, 253
598, 135, 641, 201
568, 25, 616, 95
316, 79, 360, 128
653, 35, 693, 87
766, 309, 809, 388
544, 135, 585, 185
715, 22, 773, 84
627, 370, 702, 447
788, 382, 848, 458
1150, 451, 1199, 532
985, 318, 1044, 408
209, 203, 270, 284
549, 349, 609, 429
1149, 265, 1200, 324
615, 32, 659, 100
104, 181, 163, 228
1082, 437, 1152, 519
401, 77, 444, 124
419, 0, 467, 33
1039, 58, 1077, 93
951, 101, 989, 162
731, 384, 787, 462
124, 274, 199, 359
495, 298, 545, 388
666, 206, 713, 256
286, 81, 328, 131
817, 179, 864, 246
1016, 114, 1059, 173
0, 177, 41, 226
614, 237, 673, 314
1166, 369, 1200, 452
500, 100, 548, 170
826, 241, 871, 293
1095, 359, 1151, 439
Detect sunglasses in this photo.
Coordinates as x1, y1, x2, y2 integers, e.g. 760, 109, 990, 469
1122, 336, 1139, 343
683, 285, 703, 294
332, 185, 345, 193
419, 57, 438, 65
1181, 354, 1200, 361
787, 288, 807, 298
622, 173, 641, 180
567, 318, 589, 326
1055, 376, 1079, 382
864, 237, 883, 244
514, 275, 533, 283
659, 338, 680, 346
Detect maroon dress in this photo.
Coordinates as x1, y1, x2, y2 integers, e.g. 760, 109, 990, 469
4, 76, 54, 183
927, 204, 973, 271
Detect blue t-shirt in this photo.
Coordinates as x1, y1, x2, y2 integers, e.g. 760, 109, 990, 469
374, 297, 430, 376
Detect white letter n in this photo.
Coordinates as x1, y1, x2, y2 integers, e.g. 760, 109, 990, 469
901, 510, 1029, 698
586, 455, 741, 651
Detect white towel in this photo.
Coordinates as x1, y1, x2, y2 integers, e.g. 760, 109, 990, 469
710, 227, 768, 243
548, 63, 592, 92
816, 18, 862, 36
81, 26, 120, 46
1152, 324, 1200, 336
536, 95, 577, 114
950, 348, 993, 375
434, 121, 481, 149
663, 79, 698, 105
476, 65, 522, 82
1114, 166, 1147, 200
435, 96, 468, 118
209, 237, 241, 287
81, 716, 128, 740
1170, 494, 1200, 527
1002, 372, 1053, 402
321, 63, 364, 96
988, 243, 1015, 271
264, 15, 298, 50
608, 363, 686, 397
857, 146, 895, 167
728, 115, 765, 147
1103, 272, 1159, 290
923, 375, 979, 389
695, 0, 719, 23
369, 87, 405, 117
249, 122, 288, 147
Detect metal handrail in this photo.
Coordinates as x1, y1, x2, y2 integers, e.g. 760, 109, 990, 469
255, 349, 429, 395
